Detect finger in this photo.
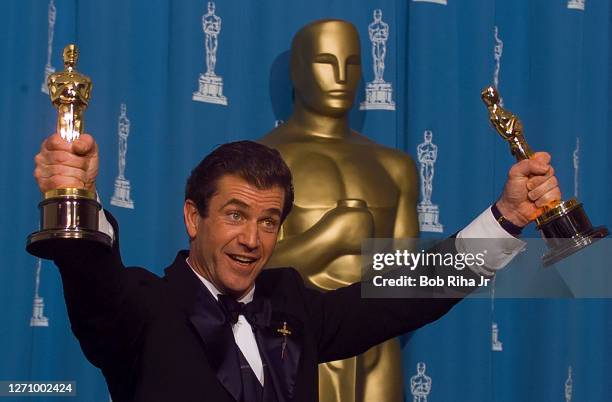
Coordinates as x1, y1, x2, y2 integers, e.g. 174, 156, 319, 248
534, 188, 562, 208
72, 134, 97, 156
526, 167, 555, 190
35, 163, 89, 183
508, 158, 549, 179
36, 150, 91, 170
528, 175, 559, 201
44, 132, 76, 152
531, 151, 551, 165
37, 176, 86, 192
511, 158, 550, 178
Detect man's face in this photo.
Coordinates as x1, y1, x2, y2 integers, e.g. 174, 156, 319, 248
294, 22, 361, 116
184, 174, 284, 299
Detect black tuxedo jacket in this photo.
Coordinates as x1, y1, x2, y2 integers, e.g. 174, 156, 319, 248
55, 213, 462, 402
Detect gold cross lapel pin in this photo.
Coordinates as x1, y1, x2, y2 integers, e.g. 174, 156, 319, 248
276, 321, 292, 359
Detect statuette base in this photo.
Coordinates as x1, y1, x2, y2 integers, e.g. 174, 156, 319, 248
193, 74, 228, 105
418, 203, 443, 233
360, 81, 395, 110
111, 177, 134, 209
538, 199, 609, 266
26, 192, 112, 259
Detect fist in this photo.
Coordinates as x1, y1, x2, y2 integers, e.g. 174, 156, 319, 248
320, 202, 375, 255
34, 133, 99, 193
497, 152, 562, 226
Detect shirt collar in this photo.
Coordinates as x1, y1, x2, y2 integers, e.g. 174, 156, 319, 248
186, 257, 255, 303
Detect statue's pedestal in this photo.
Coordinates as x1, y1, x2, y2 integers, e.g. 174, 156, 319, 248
418, 202, 443, 233
111, 177, 134, 209
193, 73, 228, 105
30, 296, 49, 327
360, 81, 395, 110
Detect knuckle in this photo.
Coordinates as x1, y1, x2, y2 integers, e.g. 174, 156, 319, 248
49, 176, 61, 187
55, 151, 68, 164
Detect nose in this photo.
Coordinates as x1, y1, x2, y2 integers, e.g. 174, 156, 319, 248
336, 60, 347, 84
238, 221, 259, 250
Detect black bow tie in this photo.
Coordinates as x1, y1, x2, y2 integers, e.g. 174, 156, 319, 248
217, 294, 272, 330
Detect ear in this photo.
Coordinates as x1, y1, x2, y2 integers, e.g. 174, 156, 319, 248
183, 199, 201, 239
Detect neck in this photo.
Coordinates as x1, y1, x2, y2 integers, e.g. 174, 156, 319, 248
187, 251, 250, 300
289, 99, 351, 139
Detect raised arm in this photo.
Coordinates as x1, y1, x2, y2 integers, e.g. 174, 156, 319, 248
33, 133, 157, 376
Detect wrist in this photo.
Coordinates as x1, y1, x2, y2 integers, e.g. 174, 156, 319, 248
492, 202, 526, 236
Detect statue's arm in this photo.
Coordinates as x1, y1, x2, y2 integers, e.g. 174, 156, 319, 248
266, 204, 373, 282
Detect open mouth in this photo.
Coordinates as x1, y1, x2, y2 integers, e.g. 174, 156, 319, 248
226, 253, 259, 266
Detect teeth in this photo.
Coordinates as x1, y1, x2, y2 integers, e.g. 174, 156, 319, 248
230, 255, 256, 264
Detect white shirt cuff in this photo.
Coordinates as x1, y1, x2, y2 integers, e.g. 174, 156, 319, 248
96, 193, 115, 243
456, 206, 526, 275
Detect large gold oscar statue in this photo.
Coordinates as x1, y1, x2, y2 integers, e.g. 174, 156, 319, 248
260, 20, 418, 402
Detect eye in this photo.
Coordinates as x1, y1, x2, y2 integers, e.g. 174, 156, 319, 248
261, 218, 279, 232
227, 211, 243, 222
314, 53, 338, 65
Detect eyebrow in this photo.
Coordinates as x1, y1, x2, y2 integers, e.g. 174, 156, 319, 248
220, 198, 282, 217
220, 198, 249, 211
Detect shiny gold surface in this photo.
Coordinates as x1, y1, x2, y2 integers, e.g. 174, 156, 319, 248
27, 44, 109, 260
481, 86, 534, 160
482, 86, 561, 216
48, 44, 92, 142
536, 198, 580, 227
260, 19, 415, 402
43, 188, 96, 200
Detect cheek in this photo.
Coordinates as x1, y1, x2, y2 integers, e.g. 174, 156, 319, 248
311, 64, 335, 89
260, 232, 279, 258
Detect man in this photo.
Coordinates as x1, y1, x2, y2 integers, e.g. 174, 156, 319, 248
34, 133, 559, 402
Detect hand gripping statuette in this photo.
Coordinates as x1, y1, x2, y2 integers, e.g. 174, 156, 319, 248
481, 86, 608, 266
27, 44, 112, 259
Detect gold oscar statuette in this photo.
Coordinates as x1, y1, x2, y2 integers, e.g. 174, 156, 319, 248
481, 86, 608, 266
26, 44, 112, 259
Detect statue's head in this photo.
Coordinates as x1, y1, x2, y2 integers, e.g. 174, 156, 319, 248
207, 1, 215, 13
417, 362, 426, 374
424, 130, 433, 143
290, 19, 361, 117
373, 9, 382, 21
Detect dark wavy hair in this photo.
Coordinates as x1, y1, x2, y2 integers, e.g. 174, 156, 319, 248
185, 141, 294, 222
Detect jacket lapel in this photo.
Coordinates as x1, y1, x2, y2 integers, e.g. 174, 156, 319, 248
189, 286, 243, 402
255, 311, 302, 402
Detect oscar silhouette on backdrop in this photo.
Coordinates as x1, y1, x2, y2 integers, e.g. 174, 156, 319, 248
260, 19, 417, 402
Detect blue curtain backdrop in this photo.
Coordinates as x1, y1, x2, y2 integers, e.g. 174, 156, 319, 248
1, 0, 610, 401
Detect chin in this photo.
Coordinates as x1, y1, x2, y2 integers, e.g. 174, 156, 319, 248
323, 103, 352, 116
